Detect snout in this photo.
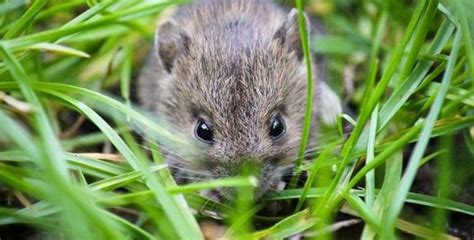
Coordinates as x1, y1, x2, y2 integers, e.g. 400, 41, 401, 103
206, 161, 286, 202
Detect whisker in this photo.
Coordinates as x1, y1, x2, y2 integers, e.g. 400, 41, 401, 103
169, 174, 208, 181
167, 165, 213, 177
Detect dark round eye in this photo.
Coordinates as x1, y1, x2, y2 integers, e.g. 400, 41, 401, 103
195, 119, 214, 143
269, 115, 286, 140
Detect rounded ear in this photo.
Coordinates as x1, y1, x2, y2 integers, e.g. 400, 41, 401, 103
155, 20, 190, 73
316, 82, 342, 125
273, 8, 310, 60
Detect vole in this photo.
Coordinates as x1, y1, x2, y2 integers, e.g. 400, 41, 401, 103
137, 0, 342, 200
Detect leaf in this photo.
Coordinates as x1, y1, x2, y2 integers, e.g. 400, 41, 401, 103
4, 0, 47, 39
383, 30, 463, 238
253, 209, 316, 239
39, 89, 203, 239
21, 43, 90, 58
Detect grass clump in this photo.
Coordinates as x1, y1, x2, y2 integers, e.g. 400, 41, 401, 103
0, 0, 473, 239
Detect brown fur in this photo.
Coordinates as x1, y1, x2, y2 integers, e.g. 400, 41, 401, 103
137, 0, 341, 199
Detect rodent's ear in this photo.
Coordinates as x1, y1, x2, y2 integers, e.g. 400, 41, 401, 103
155, 20, 190, 73
273, 8, 309, 60
317, 82, 342, 125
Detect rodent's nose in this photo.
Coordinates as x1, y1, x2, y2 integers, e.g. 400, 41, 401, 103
211, 167, 283, 202
225, 159, 262, 176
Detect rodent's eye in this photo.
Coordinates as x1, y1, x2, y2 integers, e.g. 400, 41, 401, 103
195, 119, 214, 144
269, 115, 286, 140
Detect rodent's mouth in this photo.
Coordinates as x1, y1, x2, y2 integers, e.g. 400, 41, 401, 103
200, 176, 287, 204
200, 188, 243, 203
201, 189, 225, 202
169, 154, 295, 203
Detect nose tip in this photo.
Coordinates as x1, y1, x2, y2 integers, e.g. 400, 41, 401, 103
215, 175, 283, 202
225, 159, 262, 177
212, 176, 262, 202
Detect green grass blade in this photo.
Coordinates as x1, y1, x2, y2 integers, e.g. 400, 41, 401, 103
168, 176, 258, 194
20, 42, 90, 57
0, 1, 176, 49
313, 0, 430, 216
100, 210, 155, 240
253, 209, 315, 239
0, 46, 127, 239
365, 104, 378, 208
395, 218, 458, 239
4, 0, 47, 39
36, 1, 85, 20
290, 0, 314, 187
361, 151, 403, 239
383, 31, 463, 239
454, 0, 474, 87
396, 0, 439, 81
120, 44, 132, 104
345, 124, 422, 193
89, 165, 166, 191
377, 19, 454, 130
40, 90, 203, 239
0, 150, 129, 178
0, 0, 25, 16
0, 109, 39, 157
266, 188, 474, 216
342, 194, 381, 233
0, 46, 68, 178
294, 142, 337, 212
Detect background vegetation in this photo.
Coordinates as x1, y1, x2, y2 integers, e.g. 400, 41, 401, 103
0, 0, 473, 239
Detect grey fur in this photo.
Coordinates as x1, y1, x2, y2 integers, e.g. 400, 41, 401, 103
137, 0, 341, 199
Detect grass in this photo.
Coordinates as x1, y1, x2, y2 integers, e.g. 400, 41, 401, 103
0, 0, 473, 239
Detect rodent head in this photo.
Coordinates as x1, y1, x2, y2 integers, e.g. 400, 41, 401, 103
153, 9, 312, 200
